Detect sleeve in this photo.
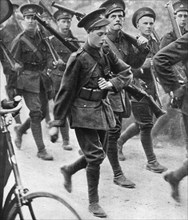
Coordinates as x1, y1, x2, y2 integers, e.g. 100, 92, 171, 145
126, 44, 149, 69
10, 37, 22, 63
153, 33, 188, 93
52, 54, 82, 126
107, 49, 132, 92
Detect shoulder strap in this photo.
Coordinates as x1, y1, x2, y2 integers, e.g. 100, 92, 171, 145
20, 35, 43, 61
105, 37, 123, 60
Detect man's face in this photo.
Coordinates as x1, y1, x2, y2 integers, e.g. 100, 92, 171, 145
175, 11, 188, 28
107, 11, 124, 32
57, 18, 71, 35
23, 15, 37, 31
88, 26, 107, 48
137, 16, 154, 37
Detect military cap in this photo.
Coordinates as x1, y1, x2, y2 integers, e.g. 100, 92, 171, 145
132, 7, 156, 28
99, 0, 126, 17
173, 0, 188, 13
77, 8, 110, 32
12, 4, 19, 10
20, 3, 43, 16
53, 9, 74, 21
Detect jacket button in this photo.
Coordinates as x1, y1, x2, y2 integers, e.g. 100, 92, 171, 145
84, 104, 86, 107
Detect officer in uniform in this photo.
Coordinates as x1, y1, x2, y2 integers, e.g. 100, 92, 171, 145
154, 33, 188, 203
50, 8, 132, 218
49, 7, 80, 151
12, 3, 54, 160
116, 6, 167, 173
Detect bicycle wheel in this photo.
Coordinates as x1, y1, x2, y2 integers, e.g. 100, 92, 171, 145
6, 191, 82, 220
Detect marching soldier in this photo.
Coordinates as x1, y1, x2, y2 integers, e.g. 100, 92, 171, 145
154, 33, 188, 203
99, 0, 167, 173
153, 0, 188, 149
50, 8, 132, 217
98, 0, 147, 186
49, 6, 80, 151
115, 6, 167, 173
12, 3, 56, 160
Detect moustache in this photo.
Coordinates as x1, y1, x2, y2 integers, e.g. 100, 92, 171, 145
115, 23, 122, 26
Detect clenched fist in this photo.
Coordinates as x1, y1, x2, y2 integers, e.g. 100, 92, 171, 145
49, 127, 59, 143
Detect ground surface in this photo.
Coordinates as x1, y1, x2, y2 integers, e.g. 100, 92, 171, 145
4, 108, 188, 220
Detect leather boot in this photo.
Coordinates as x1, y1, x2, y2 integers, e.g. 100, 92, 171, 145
107, 138, 135, 188
14, 118, 30, 149
31, 119, 53, 160
60, 156, 87, 193
117, 123, 140, 161
164, 172, 180, 202
140, 127, 167, 173
114, 174, 136, 188
88, 203, 107, 218
87, 166, 107, 218
164, 160, 188, 202
146, 161, 167, 173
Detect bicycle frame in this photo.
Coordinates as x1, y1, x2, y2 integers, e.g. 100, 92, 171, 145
0, 101, 28, 219
0, 99, 82, 220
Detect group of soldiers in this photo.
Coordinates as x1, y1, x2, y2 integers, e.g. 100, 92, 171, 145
0, 0, 188, 218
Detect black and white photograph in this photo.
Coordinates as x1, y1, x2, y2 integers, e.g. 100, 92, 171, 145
0, 0, 187, 219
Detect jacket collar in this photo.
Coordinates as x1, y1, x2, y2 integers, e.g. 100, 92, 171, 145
83, 41, 101, 61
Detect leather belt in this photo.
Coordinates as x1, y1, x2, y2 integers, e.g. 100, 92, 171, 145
78, 87, 107, 101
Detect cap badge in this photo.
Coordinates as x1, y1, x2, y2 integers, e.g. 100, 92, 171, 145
28, 8, 34, 12
180, 4, 184, 8
99, 14, 105, 19
112, 3, 117, 8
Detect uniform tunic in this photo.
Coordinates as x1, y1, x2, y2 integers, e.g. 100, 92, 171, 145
50, 30, 79, 93
53, 42, 132, 130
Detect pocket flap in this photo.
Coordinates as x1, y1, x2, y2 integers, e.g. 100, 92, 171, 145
73, 98, 101, 108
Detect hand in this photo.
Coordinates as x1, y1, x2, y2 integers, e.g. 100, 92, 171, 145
53, 59, 65, 68
136, 35, 148, 47
5, 113, 13, 126
98, 77, 113, 90
49, 127, 59, 143
12, 63, 22, 72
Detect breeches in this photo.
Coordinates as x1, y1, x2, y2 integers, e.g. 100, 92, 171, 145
132, 100, 153, 130
20, 89, 48, 121
75, 128, 107, 167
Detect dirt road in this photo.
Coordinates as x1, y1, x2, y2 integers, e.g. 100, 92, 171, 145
5, 117, 188, 220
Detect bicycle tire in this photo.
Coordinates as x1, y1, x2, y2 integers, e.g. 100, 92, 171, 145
5, 191, 82, 220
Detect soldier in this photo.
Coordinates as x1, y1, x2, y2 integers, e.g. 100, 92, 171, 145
11, 3, 55, 160
152, 0, 188, 147
153, 33, 188, 203
116, 6, 167, 173
49, 8, 132, 218
49, 7, 80, 151
160, 0, 188, 48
